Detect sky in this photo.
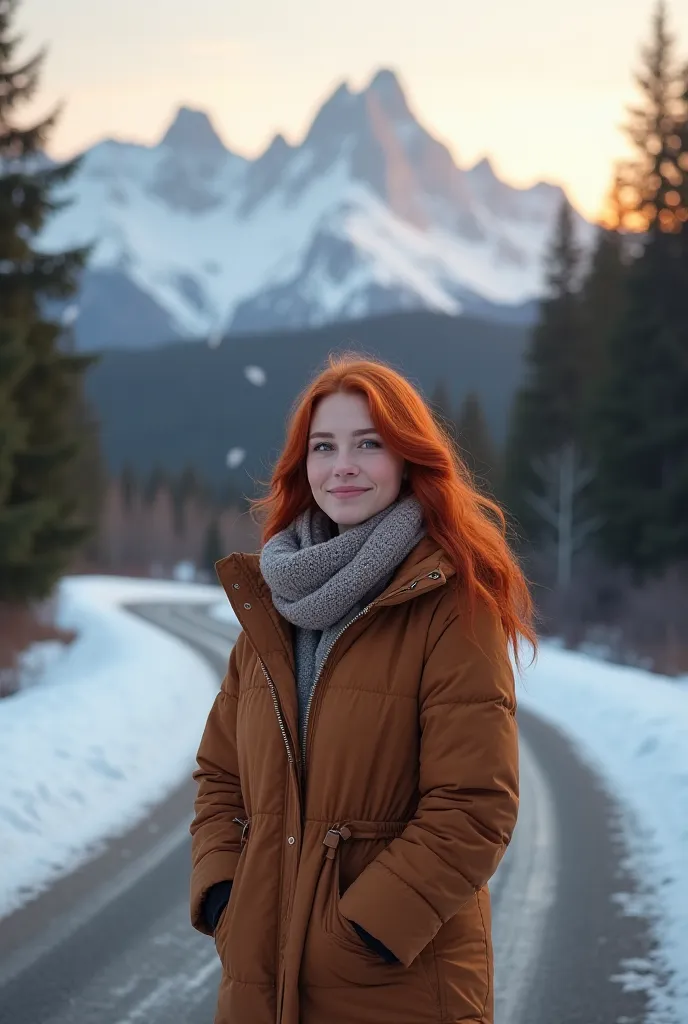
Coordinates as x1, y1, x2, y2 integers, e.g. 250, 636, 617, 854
17, 0, 688, 219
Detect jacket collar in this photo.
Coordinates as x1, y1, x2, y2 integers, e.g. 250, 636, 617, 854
216, 536, 454, 658
215, 535, 455, 754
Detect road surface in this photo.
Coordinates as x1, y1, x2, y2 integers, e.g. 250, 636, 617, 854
0, 603, 660, 1024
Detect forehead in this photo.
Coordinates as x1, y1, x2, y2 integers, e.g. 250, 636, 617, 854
309, 391, 374, 430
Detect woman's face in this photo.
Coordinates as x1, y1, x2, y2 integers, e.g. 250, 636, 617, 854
306, 391, 405, 532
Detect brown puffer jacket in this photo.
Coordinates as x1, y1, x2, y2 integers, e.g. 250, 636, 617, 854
190, 536, 519, 1024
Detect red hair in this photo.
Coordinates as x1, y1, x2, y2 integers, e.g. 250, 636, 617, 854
250, 353, 536, 663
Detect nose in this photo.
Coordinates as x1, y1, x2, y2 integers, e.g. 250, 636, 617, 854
332, 450, 359, 477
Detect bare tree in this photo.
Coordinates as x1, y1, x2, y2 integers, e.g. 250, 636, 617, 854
524, 442, 601, 591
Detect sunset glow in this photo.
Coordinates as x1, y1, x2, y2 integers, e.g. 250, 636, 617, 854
18, 0, 688, 220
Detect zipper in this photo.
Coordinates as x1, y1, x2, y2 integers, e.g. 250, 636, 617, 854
301, 569, 446, 772
248, 569, 445, 774
258, 658, 295, 765
302, 603, 372, 760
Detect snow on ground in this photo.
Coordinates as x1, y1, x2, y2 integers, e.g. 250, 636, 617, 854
0, 575, 224, 919
2, 574, 687, 1019
208, 601, 240, 626
519, 642, 688, 1020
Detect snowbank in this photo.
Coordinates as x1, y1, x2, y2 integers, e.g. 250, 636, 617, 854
0, 576, 224, 918
209, 600, 240, 626
519, 643, 688, 1016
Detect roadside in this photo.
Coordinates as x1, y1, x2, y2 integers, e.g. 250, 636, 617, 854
518, 642, 688, 1019
0, 576, 228, 920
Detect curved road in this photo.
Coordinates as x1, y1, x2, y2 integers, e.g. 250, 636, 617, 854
0, 603, 659, 1024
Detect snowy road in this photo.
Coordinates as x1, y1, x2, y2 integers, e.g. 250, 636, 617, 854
0, 604, 659, 1024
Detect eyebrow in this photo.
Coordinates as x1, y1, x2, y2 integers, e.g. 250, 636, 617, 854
308, 428, 379, 439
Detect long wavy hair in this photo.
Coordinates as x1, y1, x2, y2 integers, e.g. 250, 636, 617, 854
250, 353, 536, 662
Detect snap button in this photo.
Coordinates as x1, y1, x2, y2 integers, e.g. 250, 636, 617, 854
244, 602, 252, 610
428, 571, 441, 580
287, 836, 295, 845
232, 583, 240, 590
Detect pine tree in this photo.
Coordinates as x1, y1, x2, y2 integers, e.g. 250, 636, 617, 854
617, 1, 685, 234
502, 197, 586, 545
144, 465, 169, 504
454, 392, 498, 494
176, 465, 206, 505
579, 180, 630, 427
592, 236, 688, 573
174, 464, 206, 532
120, 464, 138, 511
202, 518, 223, 574
580, 228, 627, 383
676, 64, 688, 232
429, 381, 454, 436
0, 0, 95, 600
592, 5, 688, 574
0, 321, 35, 566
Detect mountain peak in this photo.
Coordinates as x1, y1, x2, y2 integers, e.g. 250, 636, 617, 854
160, 106, 227, 155
469, 156, 497, 179
367, 68, 403, 95
365, 68, 410, 119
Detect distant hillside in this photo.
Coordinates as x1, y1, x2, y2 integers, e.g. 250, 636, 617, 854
85, 310, 529, 496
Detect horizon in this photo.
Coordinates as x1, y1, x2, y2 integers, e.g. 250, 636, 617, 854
18, 0, 688, 219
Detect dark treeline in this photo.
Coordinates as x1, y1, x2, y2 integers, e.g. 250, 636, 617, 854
78, 465, 258, 579
0, 0, 99, 686
429, 383, 500, 499
501, 1, 688, 674
0, 0, 93, 607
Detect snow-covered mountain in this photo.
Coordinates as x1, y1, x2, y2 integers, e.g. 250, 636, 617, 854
40, 69, 590, 349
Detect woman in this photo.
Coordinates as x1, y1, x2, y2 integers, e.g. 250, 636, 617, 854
190, 355, 535, 1024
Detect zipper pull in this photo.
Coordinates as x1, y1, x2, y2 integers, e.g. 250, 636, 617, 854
323, 825, 351, 859
233, 816, 250, 845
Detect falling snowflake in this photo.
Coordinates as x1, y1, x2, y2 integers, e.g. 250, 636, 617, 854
207, 326, 223, 349
61, 304, 80, 326
244, 365, 267, 387
226, 447, 246, 469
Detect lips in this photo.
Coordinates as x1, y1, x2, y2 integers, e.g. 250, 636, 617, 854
329, 487, 369, 495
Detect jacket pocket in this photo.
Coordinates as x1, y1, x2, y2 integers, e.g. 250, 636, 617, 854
301, 825, 440, 1021
214, 817, 250, 966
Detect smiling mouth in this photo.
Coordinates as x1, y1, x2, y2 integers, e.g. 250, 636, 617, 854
329, 488, 370, 495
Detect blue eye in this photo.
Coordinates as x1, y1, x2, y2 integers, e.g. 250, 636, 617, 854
310, 438, 381, 452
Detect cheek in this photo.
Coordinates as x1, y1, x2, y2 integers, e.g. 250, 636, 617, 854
306, 458, 324, 488
374, 455, 404, 489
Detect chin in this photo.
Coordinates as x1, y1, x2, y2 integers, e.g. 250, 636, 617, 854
327, 508, 367, 526
323, 497, 390, 528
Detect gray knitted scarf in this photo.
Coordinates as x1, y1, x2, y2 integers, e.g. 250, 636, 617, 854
259, 495, 425, 748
